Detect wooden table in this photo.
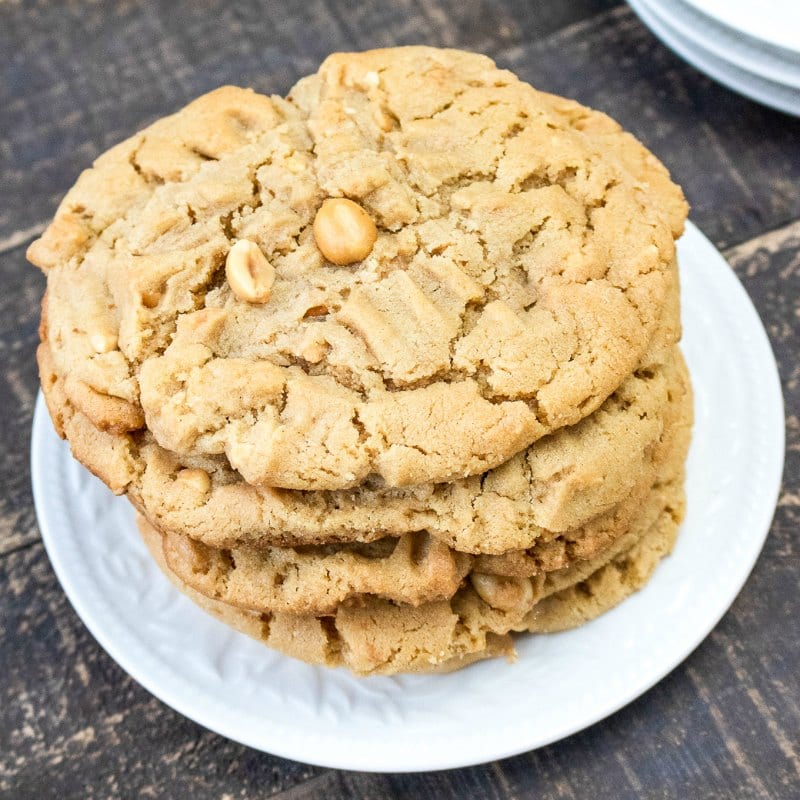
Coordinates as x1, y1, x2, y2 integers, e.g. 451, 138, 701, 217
2, 2, 798, 797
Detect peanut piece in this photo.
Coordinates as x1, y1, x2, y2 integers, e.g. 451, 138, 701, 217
470, 574, 535, 612
285, 154, 306, 174
313, 198, 377, 266
225, 240, 275, 303
176, 468, 211, 495
90, 332, 118, 354
182, 307, 227, 338
296, 329, 329, 364
141, 290, 161, 308
302, 305, 329, 318
373, 108, 395, 132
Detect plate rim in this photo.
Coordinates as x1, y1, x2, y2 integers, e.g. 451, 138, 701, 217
31, 221, 786, 772
629, 0, 800, 116
678, 0, 800, 56
640, 0, 800, 88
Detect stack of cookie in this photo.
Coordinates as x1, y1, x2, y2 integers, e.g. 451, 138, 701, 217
30, 47, 691, 676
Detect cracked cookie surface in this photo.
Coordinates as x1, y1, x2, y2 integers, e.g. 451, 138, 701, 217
38, 335, 688, 554
139, 462, 686, 675
30, 46, 687, 490
139, 359, 691, 616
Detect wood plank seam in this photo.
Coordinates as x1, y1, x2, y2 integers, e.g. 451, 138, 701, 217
723, 217, 800, 259
0, 539, 42, 563
0, 224, 47, 257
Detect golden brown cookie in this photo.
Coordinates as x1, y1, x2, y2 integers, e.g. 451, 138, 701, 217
141, 357, 691, 617
31, 46, 686, 492
158, 525, 472, 616
39, 337, 687, 554
139, 467, 685, 675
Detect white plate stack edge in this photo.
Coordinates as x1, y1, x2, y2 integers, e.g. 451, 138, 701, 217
628, 0, 800, 116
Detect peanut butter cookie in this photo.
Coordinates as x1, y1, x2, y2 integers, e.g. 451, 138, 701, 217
141, 353, 691, 616
138, 466, 686, 675
30, 47, 687, 491
38, 339, 688, 554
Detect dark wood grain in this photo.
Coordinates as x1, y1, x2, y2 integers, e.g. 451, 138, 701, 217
1, 0, 798, 798
0, 251, 44, 556
0, 0, 617, 246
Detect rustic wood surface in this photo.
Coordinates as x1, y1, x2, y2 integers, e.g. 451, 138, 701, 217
1, 1, 798, 797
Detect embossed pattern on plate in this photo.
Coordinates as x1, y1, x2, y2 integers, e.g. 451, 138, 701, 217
31, 222, 785, 772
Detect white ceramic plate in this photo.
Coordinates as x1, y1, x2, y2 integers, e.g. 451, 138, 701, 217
643, 0, 800, 88
32, 222, 784, 772
629, 0, 800, 116
681, 0, 800, 55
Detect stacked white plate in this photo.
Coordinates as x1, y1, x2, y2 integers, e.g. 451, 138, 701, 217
628, 0, 800, 116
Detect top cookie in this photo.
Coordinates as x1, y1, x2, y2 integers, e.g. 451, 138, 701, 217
29, 46, 686, 490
